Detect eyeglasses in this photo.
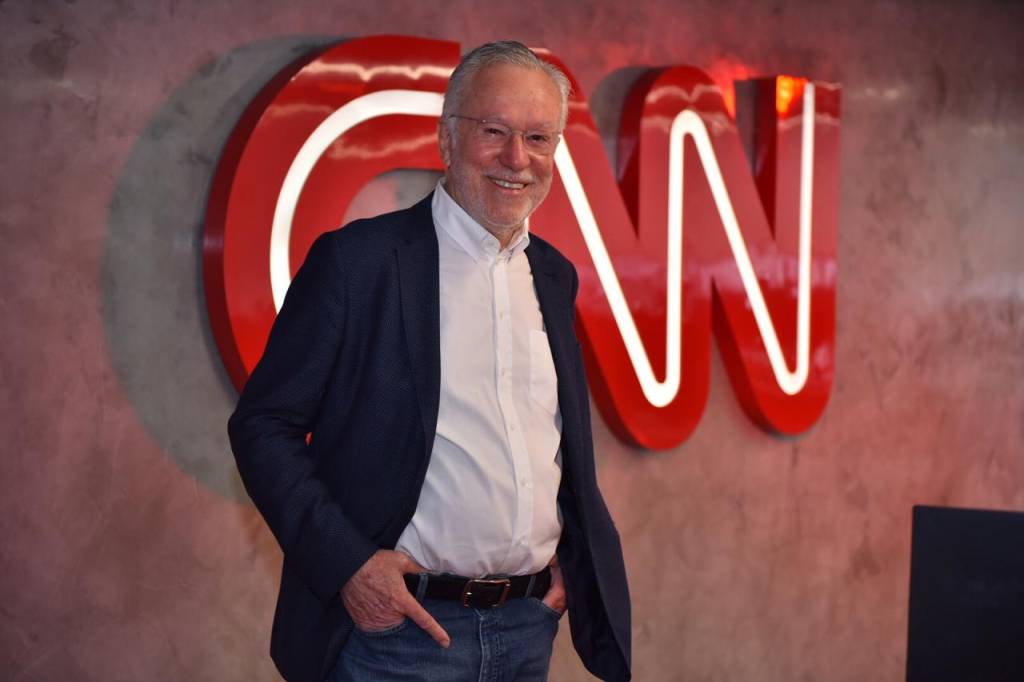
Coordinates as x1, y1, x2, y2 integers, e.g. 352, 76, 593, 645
447, 115, 562, 155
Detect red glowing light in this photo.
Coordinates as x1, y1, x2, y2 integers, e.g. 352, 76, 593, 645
775, 76, 805, 116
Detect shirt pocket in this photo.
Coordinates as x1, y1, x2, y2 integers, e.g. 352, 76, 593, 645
529, 329, 559, 414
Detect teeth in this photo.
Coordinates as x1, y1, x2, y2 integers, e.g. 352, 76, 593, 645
492, 178, 526, 190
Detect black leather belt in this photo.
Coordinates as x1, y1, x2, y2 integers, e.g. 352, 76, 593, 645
403, 566, 551, 609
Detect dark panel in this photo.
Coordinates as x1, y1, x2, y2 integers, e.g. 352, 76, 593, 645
908, 506, 1024, 682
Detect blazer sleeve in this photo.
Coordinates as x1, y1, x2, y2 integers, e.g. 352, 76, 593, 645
227, 232, 378, 604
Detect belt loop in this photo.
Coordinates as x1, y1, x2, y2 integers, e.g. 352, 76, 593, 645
415, 573, 429, 602
525, 573, 536, 597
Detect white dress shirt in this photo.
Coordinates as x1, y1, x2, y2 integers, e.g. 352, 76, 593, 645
394, 182, 564, 578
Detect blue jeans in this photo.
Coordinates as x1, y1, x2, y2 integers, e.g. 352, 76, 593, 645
330, 595, 562, 681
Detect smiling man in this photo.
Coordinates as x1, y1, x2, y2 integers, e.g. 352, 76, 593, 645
439, 60, 562, 247
229, 41, 631, 682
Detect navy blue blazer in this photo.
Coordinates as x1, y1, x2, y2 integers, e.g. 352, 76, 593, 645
229, 194, 631, 681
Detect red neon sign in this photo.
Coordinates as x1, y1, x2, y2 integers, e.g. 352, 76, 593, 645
204, 35, 841, 450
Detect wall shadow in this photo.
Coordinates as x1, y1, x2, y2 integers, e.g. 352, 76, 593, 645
102, 35, 338, 502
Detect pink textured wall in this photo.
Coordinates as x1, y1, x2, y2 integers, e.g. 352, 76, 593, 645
2, 1, 1022, 680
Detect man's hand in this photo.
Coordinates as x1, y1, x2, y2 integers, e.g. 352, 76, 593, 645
340, 550, 451, 647
542, 559, 567, 615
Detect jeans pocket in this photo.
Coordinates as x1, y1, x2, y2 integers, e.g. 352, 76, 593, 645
530, 597, 564, 620
355, 618, 409, 637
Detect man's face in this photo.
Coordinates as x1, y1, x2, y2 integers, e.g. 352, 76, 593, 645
439, 64, 563, 240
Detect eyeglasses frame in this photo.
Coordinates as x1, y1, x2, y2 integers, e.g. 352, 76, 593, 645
445, 114, 562, 155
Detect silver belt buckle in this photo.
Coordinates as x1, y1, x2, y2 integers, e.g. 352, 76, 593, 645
461, 577, 511, 608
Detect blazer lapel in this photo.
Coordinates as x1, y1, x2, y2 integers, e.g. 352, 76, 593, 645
396, 196, 441, 449
527, 243, 585, 463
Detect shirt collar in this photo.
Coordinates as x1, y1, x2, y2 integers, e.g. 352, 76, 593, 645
432, 180, 530, 262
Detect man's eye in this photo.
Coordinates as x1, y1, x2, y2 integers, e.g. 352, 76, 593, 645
480, 125, 509, 139
526, 132, 552, 146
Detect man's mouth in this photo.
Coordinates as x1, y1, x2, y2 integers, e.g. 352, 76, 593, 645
489, 177, 529, 190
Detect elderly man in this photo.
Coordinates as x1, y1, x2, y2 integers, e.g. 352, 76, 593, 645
229, 41, 631, 682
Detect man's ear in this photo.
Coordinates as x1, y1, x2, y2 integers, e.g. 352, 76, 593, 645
438, 121, 452, 167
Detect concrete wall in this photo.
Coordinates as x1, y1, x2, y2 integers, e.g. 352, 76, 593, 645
2, 0, 1022, 680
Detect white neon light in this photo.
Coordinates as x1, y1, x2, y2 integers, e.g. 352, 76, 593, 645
556, 84, 816, 401
270, 90, 446, 311
271, 84, 817, 403
553, 143, 679, 407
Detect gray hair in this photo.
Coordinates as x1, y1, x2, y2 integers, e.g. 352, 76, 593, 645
441, 40, 571, 133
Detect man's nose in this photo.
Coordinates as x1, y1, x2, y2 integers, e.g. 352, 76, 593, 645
498, 133, 531, 170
